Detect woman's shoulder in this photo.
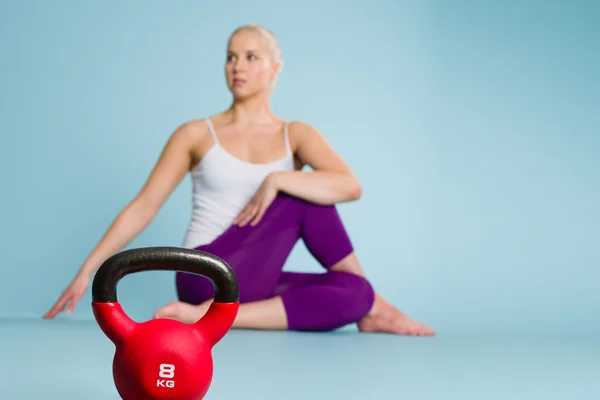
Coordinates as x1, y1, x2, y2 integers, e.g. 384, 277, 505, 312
172, 113, 230, 142
286, 120, 327, 150
166, 116, 218, 161
174, 117, 211, 137
287, 120, 312, 131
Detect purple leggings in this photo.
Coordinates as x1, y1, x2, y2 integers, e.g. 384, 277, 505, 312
176, 194, 375, 331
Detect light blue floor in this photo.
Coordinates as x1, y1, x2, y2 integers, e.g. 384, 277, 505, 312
1, 318, 598, 399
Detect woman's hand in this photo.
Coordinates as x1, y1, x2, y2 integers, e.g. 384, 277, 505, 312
43, 272, 90, 319
234, 173, 279, 227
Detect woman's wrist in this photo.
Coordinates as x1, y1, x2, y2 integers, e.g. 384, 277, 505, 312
267, 171, 286, 191
77, 263, 96, 281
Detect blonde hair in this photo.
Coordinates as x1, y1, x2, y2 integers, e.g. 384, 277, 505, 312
229, 24, 284, 88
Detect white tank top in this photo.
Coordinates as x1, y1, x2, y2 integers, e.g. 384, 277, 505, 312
182, 118, 296, 249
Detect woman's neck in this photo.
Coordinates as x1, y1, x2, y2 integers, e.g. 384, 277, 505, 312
226, 93, 277, 125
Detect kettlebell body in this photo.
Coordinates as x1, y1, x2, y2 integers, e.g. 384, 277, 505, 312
91, 247, 239, 400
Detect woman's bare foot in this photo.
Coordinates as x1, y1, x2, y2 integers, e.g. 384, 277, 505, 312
357, 294, 435, 336
153, 301, 211, 324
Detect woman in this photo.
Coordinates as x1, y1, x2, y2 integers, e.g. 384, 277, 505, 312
43, 24, 435, 336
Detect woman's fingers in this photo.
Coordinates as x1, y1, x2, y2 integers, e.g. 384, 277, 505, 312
250, 204, 267, 226
236, 203, 258, 227
233, 204, 252, 225
43, 292, 70, 319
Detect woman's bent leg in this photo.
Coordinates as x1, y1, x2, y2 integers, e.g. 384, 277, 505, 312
162, 194, 434, 335
271, 199, 376, 331
270, 199, 434, 335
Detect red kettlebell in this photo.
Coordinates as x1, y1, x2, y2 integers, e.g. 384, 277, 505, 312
91, 246, 239, 400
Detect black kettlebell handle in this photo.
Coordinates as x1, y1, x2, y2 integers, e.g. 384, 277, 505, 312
91, 247, 239, 304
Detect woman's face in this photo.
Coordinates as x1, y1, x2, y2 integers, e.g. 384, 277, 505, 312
225, 29, 278, 99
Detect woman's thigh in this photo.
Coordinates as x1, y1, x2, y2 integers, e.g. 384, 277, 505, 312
176, 194, 305, 304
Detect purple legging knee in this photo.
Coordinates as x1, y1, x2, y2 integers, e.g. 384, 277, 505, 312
175, 193, 375, 331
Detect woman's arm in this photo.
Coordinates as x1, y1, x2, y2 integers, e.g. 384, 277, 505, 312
78, 122, 201, 279
271, 121, 362, 205
43, 121, 206, 319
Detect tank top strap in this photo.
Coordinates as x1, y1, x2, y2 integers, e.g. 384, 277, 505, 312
283, 121, 292, 156
205, 118, 220, 146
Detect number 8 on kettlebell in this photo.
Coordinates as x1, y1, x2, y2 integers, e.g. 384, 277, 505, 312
91, 246, 240, 400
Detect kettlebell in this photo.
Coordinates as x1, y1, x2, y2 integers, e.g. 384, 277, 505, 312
91, 246, 240, 400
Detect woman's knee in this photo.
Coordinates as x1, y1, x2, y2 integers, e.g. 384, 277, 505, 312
330, 271, 375, 323
272, 193, 337, 214
269, 193, 344, 234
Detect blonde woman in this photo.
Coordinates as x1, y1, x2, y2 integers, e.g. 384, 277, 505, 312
44, 25, 435, 336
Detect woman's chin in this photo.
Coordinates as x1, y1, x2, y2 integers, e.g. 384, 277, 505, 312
228, 84, 270, 101
231, 88, 256, 100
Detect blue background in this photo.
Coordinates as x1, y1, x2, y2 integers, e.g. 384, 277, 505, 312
1, 0, 598, 336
